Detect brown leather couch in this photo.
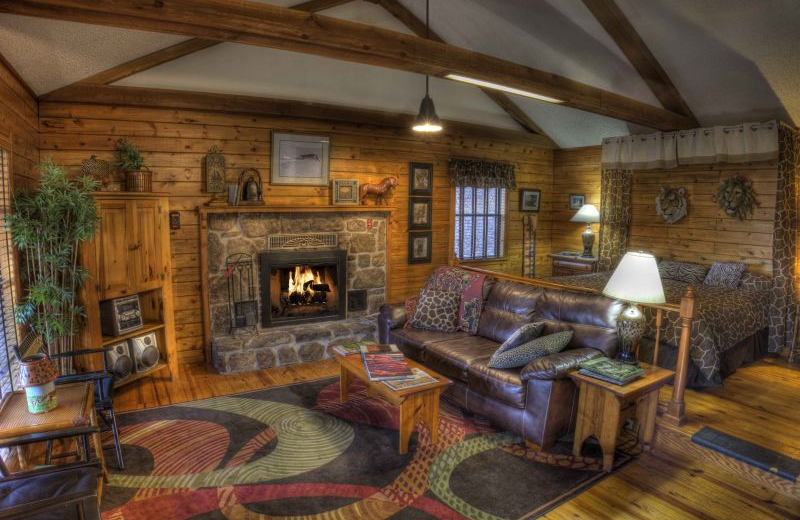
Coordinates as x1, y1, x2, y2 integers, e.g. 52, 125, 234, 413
379, 279, 624, 449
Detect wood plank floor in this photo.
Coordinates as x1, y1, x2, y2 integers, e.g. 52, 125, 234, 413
114, 357, 800, 519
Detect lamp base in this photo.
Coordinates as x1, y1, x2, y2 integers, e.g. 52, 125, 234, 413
616, 303, 647, 364
581, 224, 595, 258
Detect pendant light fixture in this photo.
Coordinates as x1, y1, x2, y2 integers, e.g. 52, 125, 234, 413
412, 0, 442, 133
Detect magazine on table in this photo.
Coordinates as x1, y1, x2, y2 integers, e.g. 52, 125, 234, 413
330, 339, 377, 356
383, 368, 438, 391
578, 357, 644, 385
360, 343, 413, 381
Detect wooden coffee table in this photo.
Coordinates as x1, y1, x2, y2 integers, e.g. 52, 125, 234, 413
336, 353, 452, 454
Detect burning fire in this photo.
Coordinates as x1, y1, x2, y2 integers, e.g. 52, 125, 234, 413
288, 266, 323, 297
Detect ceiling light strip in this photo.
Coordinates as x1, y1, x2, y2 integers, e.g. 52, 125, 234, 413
445, 74, 564, 104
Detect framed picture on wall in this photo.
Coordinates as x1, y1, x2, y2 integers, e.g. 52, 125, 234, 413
270, 132, 330, 186
569, 194, 585, 210
408, 231, 432, 264
409, 162, 433, 196
332, 179, 359, 205
519, 189, 541, 212
408, 197, 432, 230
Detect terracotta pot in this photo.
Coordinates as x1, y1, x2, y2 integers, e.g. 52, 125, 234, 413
18, 353, 59, 413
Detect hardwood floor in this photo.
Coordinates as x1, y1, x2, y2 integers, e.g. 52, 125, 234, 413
113, 357, 800, 519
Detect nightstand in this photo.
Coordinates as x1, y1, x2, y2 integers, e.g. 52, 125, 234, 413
549, 252, 598, 276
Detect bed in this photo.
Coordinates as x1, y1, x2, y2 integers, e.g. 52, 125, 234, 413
547, 270, 770, 388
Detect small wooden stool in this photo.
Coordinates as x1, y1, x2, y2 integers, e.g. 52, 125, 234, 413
569, 362, 674, 472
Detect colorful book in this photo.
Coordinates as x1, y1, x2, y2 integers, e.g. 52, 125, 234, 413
383, 368, 438, 391
360, 344, 413, 381
578, 357, 644, 385
330, 339, 377, 356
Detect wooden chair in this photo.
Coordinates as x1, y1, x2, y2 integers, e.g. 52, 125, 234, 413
13, 334, 125, 470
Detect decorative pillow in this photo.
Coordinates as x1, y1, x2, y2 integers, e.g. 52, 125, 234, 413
738, 271, 771, 290
488, 331, 573, 369
410, 290, 460, 332
703, 262, 747, 288
403, 295, 419, 329
422, 267, 488, 334
658, 261, 708, 285
494, 322, 545, 356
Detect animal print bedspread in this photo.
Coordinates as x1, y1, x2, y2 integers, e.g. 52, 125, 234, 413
547, 272, 769, 386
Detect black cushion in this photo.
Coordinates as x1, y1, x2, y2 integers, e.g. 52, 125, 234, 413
0, 466, 100, 519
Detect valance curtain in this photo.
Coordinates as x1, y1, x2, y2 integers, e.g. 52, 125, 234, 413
449, 159, 517, 189
597, 168, 632, 272
601, 133, 677, 170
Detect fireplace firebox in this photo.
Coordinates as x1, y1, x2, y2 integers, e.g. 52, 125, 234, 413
259, 249, 347, 327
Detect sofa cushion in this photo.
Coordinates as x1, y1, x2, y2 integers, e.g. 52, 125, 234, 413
467, 361, 526, 409
425, 336, 500, 382
388, 327, 469, 362
477, 281, 544, 343
410, 289, 460, 332
495, 322, 544, 356
488, 330, 573, 369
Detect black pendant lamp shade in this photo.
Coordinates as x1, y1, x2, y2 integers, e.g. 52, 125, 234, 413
412, 0, 442, 133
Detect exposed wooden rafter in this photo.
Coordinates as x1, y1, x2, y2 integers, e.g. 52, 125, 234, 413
580, 0, 699, 126
42, 84, 554, 148
2, 0, 695, 130
370, 0, 555, 145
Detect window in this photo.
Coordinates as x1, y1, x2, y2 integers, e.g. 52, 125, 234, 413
454, 186, 506, 261
0, 147, 18, 397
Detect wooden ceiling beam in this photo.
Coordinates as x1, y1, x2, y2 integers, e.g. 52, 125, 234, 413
3, 0, 695, 130
42, 84, 554, 148
371, 0, 556, 145
580, 0, 698, 126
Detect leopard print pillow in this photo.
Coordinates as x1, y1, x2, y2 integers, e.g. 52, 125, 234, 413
488, 331, 573, 369
410, 290, 460, 332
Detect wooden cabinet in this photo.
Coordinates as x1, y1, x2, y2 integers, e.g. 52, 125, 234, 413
79, 193, 177, 385
549, 253, 598, 276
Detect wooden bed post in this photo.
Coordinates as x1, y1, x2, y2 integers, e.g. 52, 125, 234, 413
663, 286, 697, 426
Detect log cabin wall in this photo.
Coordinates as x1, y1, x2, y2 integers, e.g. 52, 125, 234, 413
38, 101, 554, 363
0, 57, 38, 189
552, 146, 778, 276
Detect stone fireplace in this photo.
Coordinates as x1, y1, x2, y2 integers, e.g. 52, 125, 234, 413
206, 211, 388, 373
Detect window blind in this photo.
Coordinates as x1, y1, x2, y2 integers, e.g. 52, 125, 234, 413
0, 148, 18, 397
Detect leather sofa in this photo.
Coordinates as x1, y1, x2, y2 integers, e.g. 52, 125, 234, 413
379, 279, 624, 449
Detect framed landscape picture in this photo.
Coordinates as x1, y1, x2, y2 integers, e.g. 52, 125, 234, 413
408, 197, 432, 231
569, 194, 585, 210
409, 162, 433, 196
519, 188, 541, 212
271, 132, 330, 186
332, 179, 359, 205
408, 232, 432, 264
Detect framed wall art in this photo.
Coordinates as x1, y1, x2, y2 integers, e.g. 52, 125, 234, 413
408, 232, 432, 264
569, 194, 585, 210
332, 179, 359, 205
408, 197, 432, 230
271, 132, 330, 186
519, 189, 541, 212
409, 162, 433, 196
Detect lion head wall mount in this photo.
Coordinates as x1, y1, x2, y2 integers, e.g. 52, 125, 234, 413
655, 186, 688, 224
713, 175, 760, 220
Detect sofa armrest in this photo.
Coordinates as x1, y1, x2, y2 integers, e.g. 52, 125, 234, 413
378, 303, 406, 343
520, 348, 604, 381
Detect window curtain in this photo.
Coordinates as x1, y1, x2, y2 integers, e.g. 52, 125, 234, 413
449, 159, 516, 189
768, 124, 798, 353
597, 168, 632, 272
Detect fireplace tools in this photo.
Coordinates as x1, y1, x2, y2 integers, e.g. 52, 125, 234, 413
226, 253, 257, 331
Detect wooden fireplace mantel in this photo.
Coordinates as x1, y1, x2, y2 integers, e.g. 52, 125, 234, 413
199, 205, 396, 215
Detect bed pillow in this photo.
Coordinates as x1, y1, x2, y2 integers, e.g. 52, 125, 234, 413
494, 322, 545, 356
488, 331, 573, 369
658, 261, 708, 285
703, 262, 747, 288
410, 289, 460, 332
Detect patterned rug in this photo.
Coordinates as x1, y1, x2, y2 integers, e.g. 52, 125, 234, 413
101, 378, 631, 520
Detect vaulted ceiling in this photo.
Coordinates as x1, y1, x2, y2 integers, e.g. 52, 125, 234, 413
0, 0, 797, 148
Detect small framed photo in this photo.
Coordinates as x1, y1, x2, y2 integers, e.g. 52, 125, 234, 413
332, 179, 359, 205
271, 132, 330, 186
409, 162, 433, 196
408, 197, 432, 230
408, 232, 432, 264
569, 194, 585, 210
519, 189, 541, 212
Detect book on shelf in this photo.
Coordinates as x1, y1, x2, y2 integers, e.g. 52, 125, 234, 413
383, 368, 438, 391
330, 339, 377, 357
578, 357, 644, 385
360, 343, 413, 381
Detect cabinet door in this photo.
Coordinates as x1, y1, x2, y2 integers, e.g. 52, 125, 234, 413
95, 201, 134, 300
132, 199, 164, 292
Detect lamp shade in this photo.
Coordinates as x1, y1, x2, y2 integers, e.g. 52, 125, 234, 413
570, 204, 600, 223
602, 252, 666, 304
412, 94, 442, 132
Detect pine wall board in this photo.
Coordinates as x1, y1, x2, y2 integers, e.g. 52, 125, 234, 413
0, 58, 38, 189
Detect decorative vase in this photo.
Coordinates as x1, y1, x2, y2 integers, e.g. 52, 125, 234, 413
126, 170, 153, 192
18, 353, 59, 413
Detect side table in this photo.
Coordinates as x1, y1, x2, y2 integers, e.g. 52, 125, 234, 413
549, 252, 598, 276
569, 362, 674, 471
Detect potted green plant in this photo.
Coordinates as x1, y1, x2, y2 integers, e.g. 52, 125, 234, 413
114, 139, 152, 192
6, 159, 99, 373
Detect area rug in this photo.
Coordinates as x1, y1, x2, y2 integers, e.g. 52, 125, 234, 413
101, 377, 630, 520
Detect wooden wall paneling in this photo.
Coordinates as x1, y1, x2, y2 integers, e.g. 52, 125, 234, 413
0, 54, 39, 189
40, 101, 553, 363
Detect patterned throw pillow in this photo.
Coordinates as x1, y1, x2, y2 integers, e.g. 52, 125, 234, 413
403, 295, 419, 329
410, 290, 460, 332
658, 261, 708, 285
703, 262, 747, 288
495, 322, 545, 356
488, 331, 573, 369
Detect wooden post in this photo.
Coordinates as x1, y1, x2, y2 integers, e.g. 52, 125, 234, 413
663, 286, 697, 426
653, 308, 663, 366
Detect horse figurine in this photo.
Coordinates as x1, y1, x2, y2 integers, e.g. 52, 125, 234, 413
360, 176, 398, 205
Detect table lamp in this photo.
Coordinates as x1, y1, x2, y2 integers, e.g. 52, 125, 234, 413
570, 204, 600, 257
602, 252, 665, 364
